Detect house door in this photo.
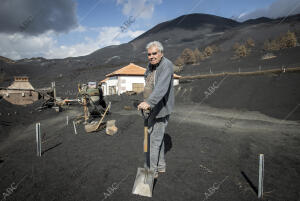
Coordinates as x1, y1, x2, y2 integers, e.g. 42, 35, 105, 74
132, 83, 144, 93
109, 86, 116, 95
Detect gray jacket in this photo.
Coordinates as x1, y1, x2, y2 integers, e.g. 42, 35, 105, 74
145, 57, 175, 118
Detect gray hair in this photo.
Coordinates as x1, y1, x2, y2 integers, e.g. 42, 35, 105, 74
146, 41, 164, 53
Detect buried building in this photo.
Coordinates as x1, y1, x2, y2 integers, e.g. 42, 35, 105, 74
0, 76, 39, 105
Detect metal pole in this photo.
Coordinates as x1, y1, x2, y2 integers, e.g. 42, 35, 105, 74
66, 116, 69, 126
258, 154, 264, 199
36, 123, 41, 157
53, 82, 57, 106
73, 121, 77, 135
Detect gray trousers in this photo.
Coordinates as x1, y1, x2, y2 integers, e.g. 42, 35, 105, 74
145, 115, 169, 173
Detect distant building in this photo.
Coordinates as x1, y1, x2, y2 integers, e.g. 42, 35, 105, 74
100, 63, 180, 96
0, 76, 39, 105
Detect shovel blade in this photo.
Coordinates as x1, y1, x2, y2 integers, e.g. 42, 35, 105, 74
132, 167, 154, 197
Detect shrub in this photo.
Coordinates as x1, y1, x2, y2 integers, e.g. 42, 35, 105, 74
246, 38, 255, 47
193, 48, 202, 63
204, 46, 213, 57
174, 56, 184, 66
280, 30, 297, 48
235, 44, 248, 57
199, 51, 206, 61
181, 48, 196, 64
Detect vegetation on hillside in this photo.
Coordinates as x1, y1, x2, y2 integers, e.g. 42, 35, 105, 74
232, 37, 255, 58
263, 31, 297, 51
173, 30, 298, 72
174, 45, 218, 72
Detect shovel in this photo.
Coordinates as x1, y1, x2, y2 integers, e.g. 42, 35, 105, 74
84, 102, 111, 133
132, 109, 155, 197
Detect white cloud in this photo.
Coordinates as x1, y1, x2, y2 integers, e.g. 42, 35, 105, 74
116, 0, 162, 19
238, 12, 249, 19
72, 25, 87, 33
0, 26, 145, 60
238, 0, 300, 21
0, 32, 54, 59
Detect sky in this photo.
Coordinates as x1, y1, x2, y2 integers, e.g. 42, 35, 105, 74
0, 0, 300, 60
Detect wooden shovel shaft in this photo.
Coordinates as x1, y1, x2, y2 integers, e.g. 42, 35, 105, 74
144, 126, 148, 152
95, 102, 111, 130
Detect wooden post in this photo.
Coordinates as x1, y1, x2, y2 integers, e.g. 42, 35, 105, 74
36, 123, 41, 157
258, 154, 264, 199
83, 96, 88, 123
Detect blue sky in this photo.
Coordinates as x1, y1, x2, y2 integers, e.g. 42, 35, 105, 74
0, 0, 299, 60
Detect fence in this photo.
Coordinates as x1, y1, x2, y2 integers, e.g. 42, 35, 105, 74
180, 66, 300, 80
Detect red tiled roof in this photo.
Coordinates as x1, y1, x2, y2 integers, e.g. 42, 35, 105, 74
106, 63, 146, 77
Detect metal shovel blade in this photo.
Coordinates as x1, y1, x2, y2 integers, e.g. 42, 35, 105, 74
132, 167, 154, 197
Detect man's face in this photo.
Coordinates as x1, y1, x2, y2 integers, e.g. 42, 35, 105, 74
147, 46, 163, 65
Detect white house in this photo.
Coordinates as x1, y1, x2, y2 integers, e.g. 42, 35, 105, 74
100, 63, 180, 96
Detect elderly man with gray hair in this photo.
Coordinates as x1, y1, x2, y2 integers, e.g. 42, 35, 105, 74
138, 41, 175, 179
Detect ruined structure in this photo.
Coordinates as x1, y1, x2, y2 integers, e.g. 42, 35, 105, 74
0, 76, 39, 105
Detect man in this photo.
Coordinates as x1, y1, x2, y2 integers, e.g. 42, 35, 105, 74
138, 41, 175, 179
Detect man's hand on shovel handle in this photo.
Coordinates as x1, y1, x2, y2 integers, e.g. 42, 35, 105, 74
138, 101, 150, 110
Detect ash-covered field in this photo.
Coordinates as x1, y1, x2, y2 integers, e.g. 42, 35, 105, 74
0, 71, 299, 201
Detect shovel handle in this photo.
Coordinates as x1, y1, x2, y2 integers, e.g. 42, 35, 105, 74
144, 126, 148, 152
141, 109, 150, 153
